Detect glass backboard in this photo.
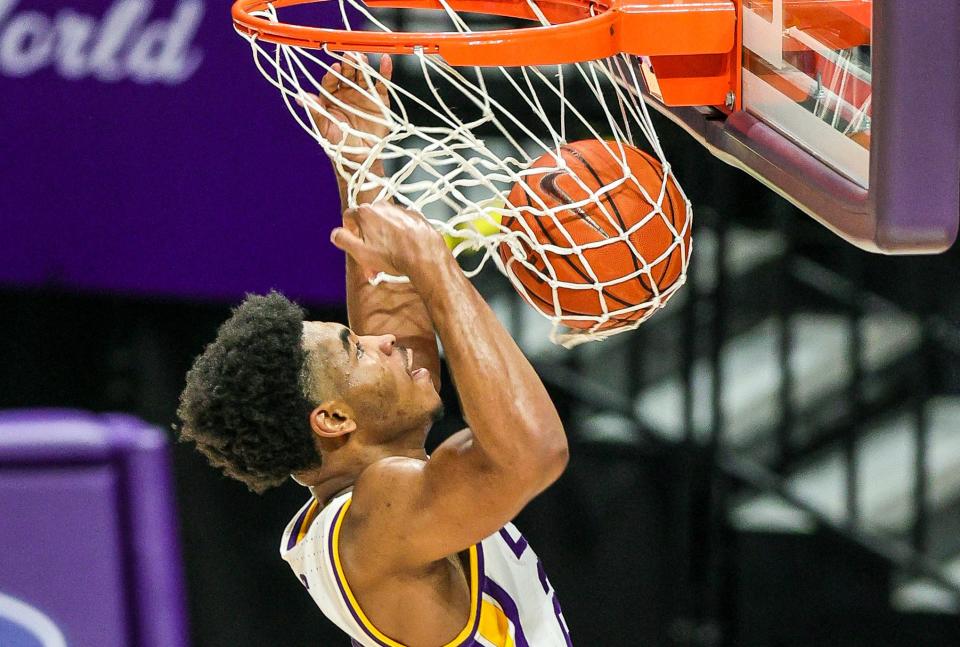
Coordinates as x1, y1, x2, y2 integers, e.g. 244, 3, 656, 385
636, 0, 958, 254
743, 0, 871, 188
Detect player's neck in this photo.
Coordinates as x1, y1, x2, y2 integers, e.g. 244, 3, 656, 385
301, 443, 429, 505
308, 476, 355, 507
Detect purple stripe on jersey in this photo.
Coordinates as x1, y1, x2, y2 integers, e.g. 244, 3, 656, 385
498, 528, 529, 560
482, 577, 531, 647
537, 561, 573, 647
536, 561, 550, 592
326, 502, 393, 647
287, 499, 315, 550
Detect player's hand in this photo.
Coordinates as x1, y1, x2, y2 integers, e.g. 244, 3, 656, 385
330, 202, 447, 281
302, 53, 393, 160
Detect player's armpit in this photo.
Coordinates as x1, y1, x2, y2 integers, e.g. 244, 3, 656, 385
345, 428, 566, 573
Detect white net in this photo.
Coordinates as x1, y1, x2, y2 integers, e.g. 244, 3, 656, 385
237, 1, 692, 346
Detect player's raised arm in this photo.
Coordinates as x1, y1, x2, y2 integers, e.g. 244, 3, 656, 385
305, 54, 441, 389
331, 202, 568, 567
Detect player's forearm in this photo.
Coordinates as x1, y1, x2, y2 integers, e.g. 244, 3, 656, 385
345, 251, 441, 388
338, 169, 441, 388
414, 256, 567, 477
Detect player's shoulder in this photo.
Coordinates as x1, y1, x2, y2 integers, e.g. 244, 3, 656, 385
339, 457, 428, 571
351, 455, 426, 516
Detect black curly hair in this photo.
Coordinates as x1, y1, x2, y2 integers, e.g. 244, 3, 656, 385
177, 291, 322, 493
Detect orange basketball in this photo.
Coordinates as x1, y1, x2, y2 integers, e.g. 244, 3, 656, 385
499, 140, 690, 330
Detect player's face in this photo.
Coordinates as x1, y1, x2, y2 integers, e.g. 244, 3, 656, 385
302, 322, 442, 440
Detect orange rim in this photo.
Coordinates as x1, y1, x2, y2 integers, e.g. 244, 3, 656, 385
232, 0, 738, 67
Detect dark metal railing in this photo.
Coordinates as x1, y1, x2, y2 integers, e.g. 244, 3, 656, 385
789, 254, 947, 561
535, 365, 960, 586
843, 247, 864, 527
775, 209, 795, 467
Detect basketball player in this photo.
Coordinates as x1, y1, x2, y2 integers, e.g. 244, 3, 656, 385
177, 54, 574, 646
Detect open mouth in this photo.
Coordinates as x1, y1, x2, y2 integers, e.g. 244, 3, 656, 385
399, 346, 412, 375
401, 346, 429, 382
398, 345, 429, 382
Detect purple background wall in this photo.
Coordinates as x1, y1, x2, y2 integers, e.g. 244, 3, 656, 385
0, 0, 346, 304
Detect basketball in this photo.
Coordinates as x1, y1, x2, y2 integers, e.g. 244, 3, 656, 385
499, 140, 691, 330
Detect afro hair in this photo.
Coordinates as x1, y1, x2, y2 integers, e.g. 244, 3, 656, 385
177, 291, 322, 493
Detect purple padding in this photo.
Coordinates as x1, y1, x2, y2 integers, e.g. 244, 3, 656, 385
872, 0, 960, 251
0, 410, 124, 462
0, 410, 189, 647
0, 466, 128, 645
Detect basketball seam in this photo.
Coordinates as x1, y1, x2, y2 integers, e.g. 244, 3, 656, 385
516, 274, 645, 323
559, 144, 640, 277
500, 234, 629, 320
637, 151, 684, 294
518, 190, 637, 312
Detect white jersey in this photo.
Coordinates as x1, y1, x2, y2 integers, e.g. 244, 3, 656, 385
280, 491, 573, 647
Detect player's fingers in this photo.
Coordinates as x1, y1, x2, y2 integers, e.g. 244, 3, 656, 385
330, 226, 367, 257
341, 53, 360, 83
331, 227, 384, 278
379, 54, 393, 82
375, 55, 392, 101
321, 63, 341, 94
338, 56, 352, 81
295, 94, 324, 130
342, 206, 375, 239
370, 200, 420, 225
344, 204, 379, 228
368, 200, 395, 217
341, 216, 361, 237
313, 106, 346, 141
353, 202, 395, 228
312, 92, 330, 113
296, 92, 323, 115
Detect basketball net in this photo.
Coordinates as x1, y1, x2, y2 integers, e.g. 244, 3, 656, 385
238, 1, 692, 347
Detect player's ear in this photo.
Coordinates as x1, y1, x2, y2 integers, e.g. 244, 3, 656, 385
310, 401, 357, 438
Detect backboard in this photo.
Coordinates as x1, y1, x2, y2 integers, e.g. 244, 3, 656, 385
637, 0, 960, 254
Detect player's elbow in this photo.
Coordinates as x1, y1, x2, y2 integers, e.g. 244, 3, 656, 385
487, 419, 568, 491
528, 427, 569, 488
541, 439, 569, 485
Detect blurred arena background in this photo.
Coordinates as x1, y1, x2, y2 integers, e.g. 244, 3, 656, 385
3, 0, 960, 645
